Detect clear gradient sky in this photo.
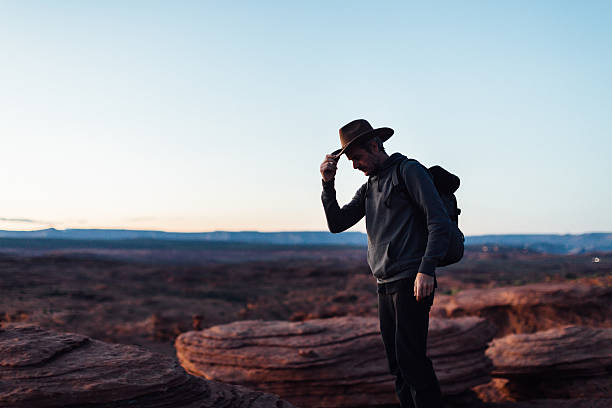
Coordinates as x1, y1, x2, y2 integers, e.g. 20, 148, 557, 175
1, 1, 611, 235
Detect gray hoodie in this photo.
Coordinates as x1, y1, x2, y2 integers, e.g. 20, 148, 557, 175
321, 153, 451, 283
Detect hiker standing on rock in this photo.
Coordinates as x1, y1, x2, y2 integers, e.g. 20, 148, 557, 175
320, 119, 464, 408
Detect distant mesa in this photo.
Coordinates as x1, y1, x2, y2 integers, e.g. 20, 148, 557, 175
175, 315, 496, 407
464, 232, 612, 254
1, 229, 612, 253
0, 228, 368, 246
0, 324, 296, 408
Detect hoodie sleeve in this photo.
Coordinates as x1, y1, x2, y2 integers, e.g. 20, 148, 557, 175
400, 161, 451, 276
321, 179, 366, 233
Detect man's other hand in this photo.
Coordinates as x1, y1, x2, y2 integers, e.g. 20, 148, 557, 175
320, 154, 339, 182
414, 273, 434, 302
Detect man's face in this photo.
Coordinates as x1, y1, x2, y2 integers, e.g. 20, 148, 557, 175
346, 145, 377, 176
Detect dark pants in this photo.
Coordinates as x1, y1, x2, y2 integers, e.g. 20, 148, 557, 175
377, 276, 443, 408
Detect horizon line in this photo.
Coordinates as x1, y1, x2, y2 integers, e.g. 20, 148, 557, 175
0, 228, 610, 237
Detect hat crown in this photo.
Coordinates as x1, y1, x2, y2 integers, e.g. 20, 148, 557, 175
339, 119, 374, 148
331, 119, 393, 158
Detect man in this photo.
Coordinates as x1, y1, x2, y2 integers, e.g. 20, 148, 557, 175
320, 119, 451, 408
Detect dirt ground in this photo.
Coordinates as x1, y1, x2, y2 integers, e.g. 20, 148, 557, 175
1, 243, 609, 357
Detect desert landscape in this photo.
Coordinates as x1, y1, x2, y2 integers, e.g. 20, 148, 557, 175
4, 0, 611, 405
1, 241, 610, 407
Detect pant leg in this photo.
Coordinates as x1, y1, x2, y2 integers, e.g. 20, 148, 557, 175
378, 286, 416, 408
393, 279, 443, 408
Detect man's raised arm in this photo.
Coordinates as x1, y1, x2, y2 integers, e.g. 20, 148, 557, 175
320, 154, 366, 233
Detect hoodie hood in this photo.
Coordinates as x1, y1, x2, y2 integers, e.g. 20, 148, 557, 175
369, 153, 406, 192
370, 153, 406, 178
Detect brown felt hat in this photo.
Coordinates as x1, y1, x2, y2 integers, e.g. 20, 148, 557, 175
331, 119, 394, 158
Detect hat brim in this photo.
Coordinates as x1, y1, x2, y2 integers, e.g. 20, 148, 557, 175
332, 127, 394, 158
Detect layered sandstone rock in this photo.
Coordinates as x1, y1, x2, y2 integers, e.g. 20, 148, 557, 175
175, 316, 495, 407
0, 324, 295, 408
486, 325, 612, 400
432, 282, 612, 336
491, 399, 612, 408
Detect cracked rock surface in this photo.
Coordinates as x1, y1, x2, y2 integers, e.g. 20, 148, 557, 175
0, 324, 296, 408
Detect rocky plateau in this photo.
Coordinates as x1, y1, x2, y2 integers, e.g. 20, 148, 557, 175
1, 247, 610, 407
432, 280, 612, 337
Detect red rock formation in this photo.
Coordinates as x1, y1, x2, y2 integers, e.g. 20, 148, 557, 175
489, 399, 612, 408
432, 282, 612, 336
0, 324, 296, 408
486, 326, 612, 400
175, 316, 495, 407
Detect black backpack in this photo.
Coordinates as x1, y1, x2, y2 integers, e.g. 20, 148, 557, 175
392, 159, 464, 267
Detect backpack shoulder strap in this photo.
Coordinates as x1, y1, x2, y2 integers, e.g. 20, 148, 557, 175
386, 158, 418, 209
361, 179, 370, 206
392, 158, 418, 193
